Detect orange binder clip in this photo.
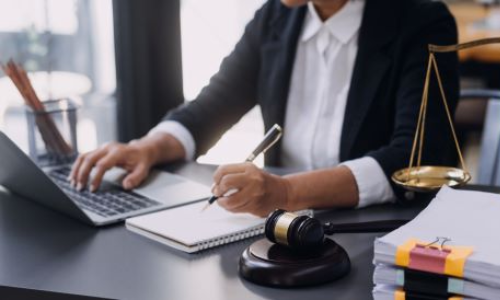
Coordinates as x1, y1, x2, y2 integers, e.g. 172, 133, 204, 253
395, 238, 473, 278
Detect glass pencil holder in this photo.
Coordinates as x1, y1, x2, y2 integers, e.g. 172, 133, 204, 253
25, 98, 79, 167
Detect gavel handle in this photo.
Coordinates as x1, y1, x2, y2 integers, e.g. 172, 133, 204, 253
323, 219, 410, 235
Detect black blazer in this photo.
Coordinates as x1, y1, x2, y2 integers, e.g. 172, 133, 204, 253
165, 0, 459, 200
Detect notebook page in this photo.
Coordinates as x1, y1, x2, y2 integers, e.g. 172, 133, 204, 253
126, 201, 265, 246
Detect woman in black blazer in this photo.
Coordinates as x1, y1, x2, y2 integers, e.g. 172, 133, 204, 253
70, 0, 459, 216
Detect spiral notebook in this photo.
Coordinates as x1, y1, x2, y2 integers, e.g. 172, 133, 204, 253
126, 201, 313, 253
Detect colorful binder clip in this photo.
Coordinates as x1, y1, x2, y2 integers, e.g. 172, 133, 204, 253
395, 238, 474, 277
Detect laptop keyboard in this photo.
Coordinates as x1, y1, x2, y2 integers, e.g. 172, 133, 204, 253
49, 167, 161, 217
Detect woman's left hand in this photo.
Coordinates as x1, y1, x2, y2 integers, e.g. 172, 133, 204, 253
212, 162, 291, 217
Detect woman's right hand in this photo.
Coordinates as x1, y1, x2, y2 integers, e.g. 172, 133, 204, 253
69, 133, 186, 192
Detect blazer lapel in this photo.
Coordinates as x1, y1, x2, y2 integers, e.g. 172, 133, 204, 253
340, 0, 399, 161
260, 5, 307, 166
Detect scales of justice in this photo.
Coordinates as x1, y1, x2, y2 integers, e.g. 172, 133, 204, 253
392, 37, 500, 192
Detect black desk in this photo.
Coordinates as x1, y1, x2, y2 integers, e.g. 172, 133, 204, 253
0, 162, 432, 300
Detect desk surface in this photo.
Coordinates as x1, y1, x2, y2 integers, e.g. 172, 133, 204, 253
0, 163, 433, 300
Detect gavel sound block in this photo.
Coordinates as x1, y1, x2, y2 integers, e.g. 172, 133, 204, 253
239, 209, 409, 287
239, 238, 350, 287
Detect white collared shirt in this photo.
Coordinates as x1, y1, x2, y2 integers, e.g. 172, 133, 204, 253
150, 0, 395, 208
282, 1, 361, 170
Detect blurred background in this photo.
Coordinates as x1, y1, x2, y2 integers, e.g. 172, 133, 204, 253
0, 0, 499, 183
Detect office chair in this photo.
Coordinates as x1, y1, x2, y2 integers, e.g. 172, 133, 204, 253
459, 89, 500, 186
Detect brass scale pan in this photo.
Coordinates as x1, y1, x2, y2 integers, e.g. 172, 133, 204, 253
392, 38, 500, 192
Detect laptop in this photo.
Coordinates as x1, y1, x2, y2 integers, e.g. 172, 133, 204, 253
0, 131, 211, 226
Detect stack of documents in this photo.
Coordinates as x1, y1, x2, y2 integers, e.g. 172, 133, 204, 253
372, 284, 476, 300
373, 186, 500, 300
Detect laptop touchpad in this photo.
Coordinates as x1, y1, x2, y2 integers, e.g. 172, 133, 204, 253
133, 170, 210, 205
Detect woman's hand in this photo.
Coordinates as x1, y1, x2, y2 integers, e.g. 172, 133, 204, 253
69, 142, 156, 192
69, 132, 186, 192
212, 162, 291, 217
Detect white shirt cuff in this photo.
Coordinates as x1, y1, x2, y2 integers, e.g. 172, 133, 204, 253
341, 157, 396, 208
148, 121, 196, 161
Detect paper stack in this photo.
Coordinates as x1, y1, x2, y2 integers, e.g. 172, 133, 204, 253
373, 186, 500, 300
